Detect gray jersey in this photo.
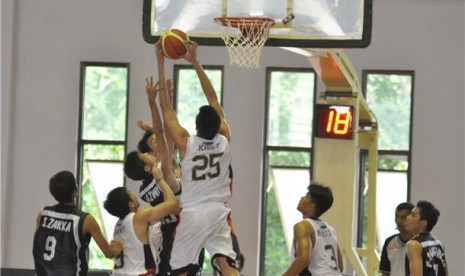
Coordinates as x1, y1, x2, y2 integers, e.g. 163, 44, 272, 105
379, 234, 408, 275
291, 218, 342, 276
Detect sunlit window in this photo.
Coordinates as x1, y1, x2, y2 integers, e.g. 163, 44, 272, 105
360, 71, 414, 250
77, 63, 129, 270
261, 68, 316, 275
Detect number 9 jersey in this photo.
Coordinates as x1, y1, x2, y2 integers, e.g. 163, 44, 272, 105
33, 204, 91, 276
179, 134, 232, 208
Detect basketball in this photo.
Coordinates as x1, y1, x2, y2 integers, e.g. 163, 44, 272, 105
161, 29, 189, 60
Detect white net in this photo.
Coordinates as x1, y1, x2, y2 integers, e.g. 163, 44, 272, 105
215, 17, 274, 69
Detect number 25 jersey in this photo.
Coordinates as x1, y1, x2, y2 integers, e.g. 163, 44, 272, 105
179, 134, 232, 208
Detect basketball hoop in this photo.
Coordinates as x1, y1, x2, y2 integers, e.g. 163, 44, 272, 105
214, 16, 275, 69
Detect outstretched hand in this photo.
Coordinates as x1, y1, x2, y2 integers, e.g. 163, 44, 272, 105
182, 40, 199, 64
145, 76, 160, 104
137, 119, 152, 132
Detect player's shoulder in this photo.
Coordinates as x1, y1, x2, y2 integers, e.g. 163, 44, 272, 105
384, 233, 399, 243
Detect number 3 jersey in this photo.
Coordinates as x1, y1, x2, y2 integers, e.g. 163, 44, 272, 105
33, 204, 91, 276
291, 218, 342, 276
179, 134, 232, 208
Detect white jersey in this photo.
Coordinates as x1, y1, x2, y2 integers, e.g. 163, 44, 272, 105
291, 218, 342, 276
179, 134, 232, 208
112, 213, 147, 276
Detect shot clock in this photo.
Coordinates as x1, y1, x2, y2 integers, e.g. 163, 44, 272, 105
315, 104, 354, 139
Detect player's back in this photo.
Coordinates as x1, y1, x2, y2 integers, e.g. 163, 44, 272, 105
112, 213, 148, 276
33, 204, 90, 276
406, 233, 447, 276
180, 134, 232, 208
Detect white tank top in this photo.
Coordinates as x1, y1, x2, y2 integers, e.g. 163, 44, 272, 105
179, 134, 232, 208
291, 218, 342, 275
112, 213, 147, 276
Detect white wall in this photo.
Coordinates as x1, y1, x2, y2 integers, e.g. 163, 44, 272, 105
1, 0, 463, 275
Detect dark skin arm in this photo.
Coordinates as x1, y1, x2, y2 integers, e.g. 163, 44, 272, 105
282, 220, 313, 275
406, 240, 423, 276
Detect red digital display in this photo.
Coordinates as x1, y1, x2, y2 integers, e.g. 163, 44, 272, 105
315, 105, 354, 139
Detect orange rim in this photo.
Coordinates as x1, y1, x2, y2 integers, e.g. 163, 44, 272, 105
214, 16, 275, 31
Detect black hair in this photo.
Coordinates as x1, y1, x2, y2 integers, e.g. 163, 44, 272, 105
195, 105, 221, 140
396, 202, 414, 213
308, 183, 334, 217
137, 130, 153, 154
124, 151, 151, 181
416, 200, 440, 232
103, 187, 132, 219
49, 170, 77, 204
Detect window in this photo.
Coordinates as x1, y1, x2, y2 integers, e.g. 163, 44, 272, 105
77, 62, 129, 270
173, 64, 223, 273
261, 68, 316, 275
359, 70, 414, 250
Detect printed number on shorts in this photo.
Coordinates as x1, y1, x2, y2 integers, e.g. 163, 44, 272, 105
192, 153, 223, 180
114, 250, 125, 269
43, 236, 57, 261
324, 244, 338, 270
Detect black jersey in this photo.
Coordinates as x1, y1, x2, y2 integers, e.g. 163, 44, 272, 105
405, 233, 447, 276
139, 178, 180, 276
33, 204, 90, 276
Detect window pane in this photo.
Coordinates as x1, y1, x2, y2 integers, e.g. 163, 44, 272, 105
376, 171, 408, 250
264, 151, 311, 275
176, 68, 222, 135
267, 71, 315, 147
268, 150, 311, 167
378, 154, 408, 171
81, 144, 125, 270
82, 66, 128, 141
365, 74, 412, 150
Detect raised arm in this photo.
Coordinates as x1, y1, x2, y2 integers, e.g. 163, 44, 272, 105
145, 77, 180, 194
183, 41, 231, 141
282, 221, 312, 276
155, 41, 189, 160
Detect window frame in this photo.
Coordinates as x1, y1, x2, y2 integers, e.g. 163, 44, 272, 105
77, 62, 130, 194
173, 64, 225, 110
358, 69, 415, 249
76, 62, 130, 270
259, 67, 317, 275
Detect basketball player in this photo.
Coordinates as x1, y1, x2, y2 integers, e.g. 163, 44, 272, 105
405, 200, 448, 276
33, 170, 122, 275
156, 40, 239, 276
104, 155, 180, 276
379, 202, 414, 276
282, 183, 343, 276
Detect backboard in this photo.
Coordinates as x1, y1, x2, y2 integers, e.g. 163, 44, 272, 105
142, 0, 372, 48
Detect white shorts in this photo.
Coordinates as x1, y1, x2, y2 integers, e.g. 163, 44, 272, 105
170, 203, 236, 270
